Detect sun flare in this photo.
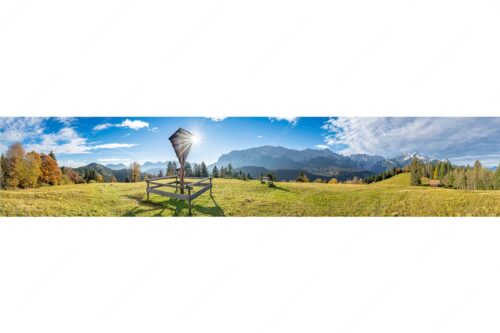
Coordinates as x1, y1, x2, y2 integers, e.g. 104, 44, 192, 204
190, 131, 202, 146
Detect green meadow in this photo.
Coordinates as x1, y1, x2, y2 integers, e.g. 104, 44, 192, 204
1, 174, 499, 217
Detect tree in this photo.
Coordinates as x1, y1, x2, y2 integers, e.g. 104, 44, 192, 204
200, 162, 208, 177
20, 151, 42, 188
455, 168, 466, 190
185, 162, 193, 177
40, 154, 62, 185
0, 154, 5, 189
496, 163, 500, 190
313, 178, 324, 183
227, 164, 233, 178
167, 161, 178, 176
472, 160, 483, 190
4, 142, 26, 188
296, 171, 309, 182
247, 172, 252, 180
410, 157, 423, 186
433, 166, 439, 180
328, 178, 338, 184
109, 176, 118, 183
130, 162, 141, 182
62, 166, 82, 184
48, 150, 57, 161
193, 163, 202, 177
212, 166, 219, 178
219, 166, 225, 178
95, 173, 104, 183
158, 170, 164, 178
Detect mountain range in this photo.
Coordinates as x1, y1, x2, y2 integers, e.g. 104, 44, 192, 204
209, 146, 434, 180
84, 146, 435, 182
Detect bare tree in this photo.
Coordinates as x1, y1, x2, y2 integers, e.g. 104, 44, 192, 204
130, 162, 141, 182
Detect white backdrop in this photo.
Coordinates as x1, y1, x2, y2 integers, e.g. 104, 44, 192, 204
1, 1, 500, 332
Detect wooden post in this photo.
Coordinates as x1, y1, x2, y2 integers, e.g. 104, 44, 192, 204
146, 180, 150, 200
179, 164, 184, 194
210, 177, 213, 196
187, 186, 192, 215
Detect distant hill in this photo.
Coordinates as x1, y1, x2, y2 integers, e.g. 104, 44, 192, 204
75, 163, 131, 182
105, 163, 128, 170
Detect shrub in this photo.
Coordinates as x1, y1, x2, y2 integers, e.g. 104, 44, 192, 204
328, 178, 339, 184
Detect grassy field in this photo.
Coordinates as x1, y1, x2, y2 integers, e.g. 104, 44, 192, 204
1, 173, 499, 217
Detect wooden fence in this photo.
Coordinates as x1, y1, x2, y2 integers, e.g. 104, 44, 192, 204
146, 175, 213, 215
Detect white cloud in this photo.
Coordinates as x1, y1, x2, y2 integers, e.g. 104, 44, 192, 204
257, 135, 263, 139
315, 144, 330, 150
0, 117, 45, 143
56, 117, 76, 125
269, 117, 299, 126
321, 117, 500, 165
1, 118, 139, 157
210, 117, 226, 122
117, 119, 149, 130
92, 143, 137, 149
58, 160, 87, 168
94, 119, 150, 131
93, 123, 113, 131
149, 127, 159, 132
25, 127, 90, 154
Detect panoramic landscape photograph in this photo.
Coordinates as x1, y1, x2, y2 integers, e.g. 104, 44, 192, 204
1, 116, 499, 217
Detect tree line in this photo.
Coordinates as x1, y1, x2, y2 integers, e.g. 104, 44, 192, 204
409, 157, 500, 190
0, 143, 65, 189
0, 142, 148, 189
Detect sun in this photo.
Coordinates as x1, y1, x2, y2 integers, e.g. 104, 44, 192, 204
189, 131, 202, 146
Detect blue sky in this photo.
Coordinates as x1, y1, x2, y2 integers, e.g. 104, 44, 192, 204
0, 117, 499, 167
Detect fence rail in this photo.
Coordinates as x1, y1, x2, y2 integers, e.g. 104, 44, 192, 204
146, 176, 213, 215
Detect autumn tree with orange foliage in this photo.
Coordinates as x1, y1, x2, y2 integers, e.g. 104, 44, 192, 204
40, 154, 62, 185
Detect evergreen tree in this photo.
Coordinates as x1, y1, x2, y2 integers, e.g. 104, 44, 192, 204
158, 170, 164, 178
48, 150, 57, 161
410, 157, 423, 186
227, 163, 233, 178
166, 162, 176, 176
193, 163, 202, 177
219, 166, 225, 178
185, 162, 192, 177
200, 162, 208, 177
212, 166, 219, 178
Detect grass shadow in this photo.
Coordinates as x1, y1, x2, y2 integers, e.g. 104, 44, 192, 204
122, 193, 224, 217
268, 184, 290, 192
